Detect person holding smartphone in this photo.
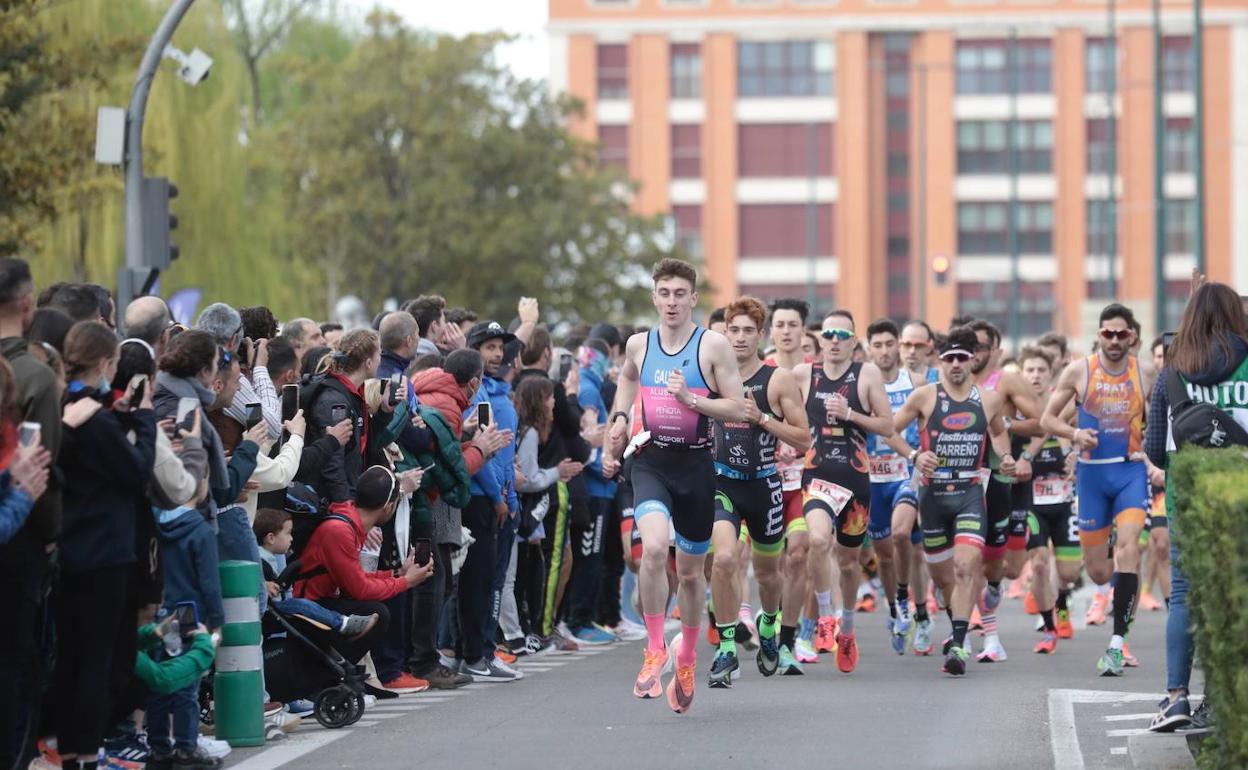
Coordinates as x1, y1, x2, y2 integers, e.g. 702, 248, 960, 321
0, 358, 50, 545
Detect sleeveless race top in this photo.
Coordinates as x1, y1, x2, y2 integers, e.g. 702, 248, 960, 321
805, 362, 868, 469
1029, 437, 1073, 506
923, 383, 989, 486
866, 367, 935, 483
1077, 354, 1145, 461
638, 326, 715, 450
713, 365, 778, 479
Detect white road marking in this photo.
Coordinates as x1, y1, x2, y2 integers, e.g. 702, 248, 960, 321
1048, 689, 1161, 770
225, 730, 351, 770
1110, 747, 1128, 755
1106, 728, 1150, 738
1102, 713, 1155, 722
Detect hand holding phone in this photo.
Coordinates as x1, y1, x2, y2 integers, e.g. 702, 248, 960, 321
389, 373, 403, 407
244, 402, 263, 430
477, 401, 492, 428
281, 384, 299, 423
413, 538, 432, 568
18, 422, 41, 452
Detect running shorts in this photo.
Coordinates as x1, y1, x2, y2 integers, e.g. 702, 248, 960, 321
1075, 461, 1149, 546
918, 481, 987, 562
802, 466, 871, 549
714, 474, 785, 556
782, 489, 806, 537
868, 479, 919, 542
1024, 504, 1081, 562
631, 445, 716, 555
984, 476, 1013, 559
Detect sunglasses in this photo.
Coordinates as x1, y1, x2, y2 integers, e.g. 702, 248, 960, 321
940, 352, 973, 363
821, 328, 855, 341
1099, 329, 1133, 341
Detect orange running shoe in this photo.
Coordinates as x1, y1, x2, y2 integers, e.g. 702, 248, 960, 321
1023, 591, 1040, 616
1007, 579, 1025, 600
494, 650, 518, 666
382, 672, 430, 694
815, 615, 838, 653
856, 593, 877, 613
1033, 633, 1058, 655
1086, 591, 1110, 626
706, 625, 719, 647
1055, 609, 1074, 639
666, 661, 696, 714
634, 646, 670, 699
672, 605, 682, 620
1122, 643, 1139, 667
1137, 591, 1162, 612
836, 632, 859, 673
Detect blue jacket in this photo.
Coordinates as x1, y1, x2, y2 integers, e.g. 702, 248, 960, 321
379, 349, 434, 458
578, 367, 616, 499
155, 506, 224, 629
0, 471, 34, 545
467, 376, 518, 512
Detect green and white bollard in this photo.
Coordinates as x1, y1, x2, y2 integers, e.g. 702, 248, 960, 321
215, 560, 265, 747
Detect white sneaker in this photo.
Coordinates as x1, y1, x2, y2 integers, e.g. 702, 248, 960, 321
612, 619, 648, 641
491, 656, 525, 680
976, 635, 1008, 663
363, 694, 377, 709
197, 736, 232, 759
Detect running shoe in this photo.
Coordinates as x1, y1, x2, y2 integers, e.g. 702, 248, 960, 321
1148, 694, 1192, 733
855, 593, 877, 613
1097, 647, 1125, 677
815, 615, 837, 653
836, 633, 858, 673
104, 733, 150, 765
523, 633, 556, 656
381, 673, 430, 694
708, 651, 739, 688
1007, 578, 1025, 600
1023, 591, 1039, 615
1189, 700, 1214, 730
777, 644, 804, 675
494, 649, 519, 665
667, 662, 696, 714
284, 699, 315, 717
1137, 590, 1162, 612
611, 620, 649, 642
1086, 591, 1110, 626
571, 625, 616, 646
735, 620, 757, 651
942, 646, 969, 676
976, 636, 1007, 663
1055, 609, 1074, 639
1122, 643, 1139, 667
1033, 632, 1058, 655
491, 656, 525, 680
196, 737, 231, 760
460, 658, 517, 683
888, 618, 906, 655
912, 618, 933, 656
706, 624, 719, 647
756, 634, 780, 677
171, 747, 223, 770
894, 600, 913, 636
634, 646, 670, 699
550, 631, 580, 652
738, 608, 759, 642
794, 637, 821, 663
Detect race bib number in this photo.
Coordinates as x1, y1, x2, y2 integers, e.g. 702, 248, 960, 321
869, 454, 909, 483
807, 478, 853, 515
1032, 478, 1074, 506
780, 464, 803, 492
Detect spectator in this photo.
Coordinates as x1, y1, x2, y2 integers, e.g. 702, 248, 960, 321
0, 356, 50, 544
45, 282, 112, 326
264, 336, 301, 390
321, 322, 344, 348
445, 308, 477, 336
406, 295, 448, 357
28, 307, 74, 353
0, 258, 63, 770
281, 317, 325, 363
124, 296, 175, 358
300, 344, 331, 378
240, 306, 280, 343
55, 321, 157, 770
196, 302, 282, 439
292, 466, 433, 665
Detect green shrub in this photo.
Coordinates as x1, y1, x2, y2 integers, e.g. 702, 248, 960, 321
1168, 448, 1248, 770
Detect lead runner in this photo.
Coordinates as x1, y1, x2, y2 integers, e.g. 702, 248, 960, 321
602, 258, 747, 715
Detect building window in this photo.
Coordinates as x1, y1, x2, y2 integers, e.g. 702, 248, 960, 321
957, 201, 1052, 255
597, 43, 629, 100
673, 205, 703, 260
1164, 198, 1196, 254
671, 43, 702, 99
737, 40, 834, 98
957, 280, 1055, 336
671, 124, 701, 178
1085, 37, 1117, 95
738, 123, 834, 177
1164, 118, 1195, 174
956, 39, 1051, 95
957, 120, 1052, 174
598, 124, 629, 170
1086, 119, 1114, 175
1086, 198, 1116, 256
739, 203, 834, 257
1162, 36, 1193, 92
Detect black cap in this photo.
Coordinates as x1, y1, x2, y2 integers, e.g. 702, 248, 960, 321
495, 338, 525, 379
588, 323, 621, 350
940, 327, 979, 358
466, 320, 517, 350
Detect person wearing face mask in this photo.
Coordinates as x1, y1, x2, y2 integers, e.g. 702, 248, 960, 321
55, 321, 158, 770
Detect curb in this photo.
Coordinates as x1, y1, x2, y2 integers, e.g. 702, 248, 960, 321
1128, 732, 1199, 770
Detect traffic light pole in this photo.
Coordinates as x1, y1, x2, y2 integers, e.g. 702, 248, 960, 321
121, 0, 196, 312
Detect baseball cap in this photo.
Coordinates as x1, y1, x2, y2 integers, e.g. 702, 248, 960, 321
466, 320, 517, 349
495, 338, 525, 379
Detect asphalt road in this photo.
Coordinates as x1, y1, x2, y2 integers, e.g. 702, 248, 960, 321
225, 589, 1181, 770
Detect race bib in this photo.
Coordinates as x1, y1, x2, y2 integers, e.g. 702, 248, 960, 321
807, 478, 853, 515
869, 454, 909, 483
780, 464, 803, 492
1032, 478, 1074, 506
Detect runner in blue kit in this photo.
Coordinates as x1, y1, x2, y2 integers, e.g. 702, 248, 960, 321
602, 258, 747, 715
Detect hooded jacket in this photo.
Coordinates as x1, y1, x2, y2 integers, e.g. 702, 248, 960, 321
0, 336, 62, 555
298, 372, 392, 503
411, 368, 486, 476
1146, 334, 1248, 467
154, 372, 229, 519
379, 349, 434, 456
155, 505, 224, 629
468, 375, 518, 511
149, 434, 208, 512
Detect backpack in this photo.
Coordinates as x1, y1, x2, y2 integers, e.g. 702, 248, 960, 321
1165, 368, 1248, 449
284, 480, 334, 558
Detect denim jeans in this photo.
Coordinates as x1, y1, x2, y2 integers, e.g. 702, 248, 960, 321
216, 505, 267, 614
271, 597, 345, 631
147, 680, 200, 754
1165, 534, 1194, 692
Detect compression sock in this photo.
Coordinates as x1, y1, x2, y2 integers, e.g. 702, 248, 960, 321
717, 623, 737, 656
1056, 588, 1070, 612
915, 604, 929, 623
897, 582, 910, 607
679, 623, 699, 667
759, 610, 779, 639
815, 590, 834, 618
780, 624, 797, 648
1111, 571, 1139, 639
798, 617, 816, 641
1040, 609, 1056, 632
951, 619, 969, 648
981, 612, 998, 638
841, 609, 855, 635
888, 600, 898, 619
739, 601, 753, 619
644, 613, 666, 654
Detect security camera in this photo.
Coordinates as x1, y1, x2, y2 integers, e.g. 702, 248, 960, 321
163, 45, 212, 86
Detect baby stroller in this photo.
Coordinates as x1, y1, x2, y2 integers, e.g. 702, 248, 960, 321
261, 560, 370, 728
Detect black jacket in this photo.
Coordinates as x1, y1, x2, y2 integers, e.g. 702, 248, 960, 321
297, 372, 388, 503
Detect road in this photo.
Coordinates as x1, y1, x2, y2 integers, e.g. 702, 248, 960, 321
224, 590, 1181, 770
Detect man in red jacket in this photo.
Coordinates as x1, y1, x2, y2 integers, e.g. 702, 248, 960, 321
295, 466, 433, 663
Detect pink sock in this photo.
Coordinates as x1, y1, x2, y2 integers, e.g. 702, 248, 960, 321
644, 613, 666, 653
678, 623, 700, 667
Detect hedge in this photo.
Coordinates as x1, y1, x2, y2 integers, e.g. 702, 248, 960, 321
1168, 448, 1248, 770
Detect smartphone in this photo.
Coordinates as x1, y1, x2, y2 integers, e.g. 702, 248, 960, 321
176, 396, 199, 432
330, 404, 349, 425
420, 462, 436, 473
413, 538, 432, 568
389, 373, 403, 406
18, 421, 40, 449
244, 402, 263, 430
281, 384, 299, 423
477, 401, 492, 428
128, 374, 147, 405
174, 600, 198, 631
558, 353, 574, 383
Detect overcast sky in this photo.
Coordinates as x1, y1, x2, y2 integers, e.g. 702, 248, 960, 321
345, 0, 550, 82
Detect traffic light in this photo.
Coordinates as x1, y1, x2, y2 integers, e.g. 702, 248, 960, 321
141, 176, 179, 270
932, 254, 951, 287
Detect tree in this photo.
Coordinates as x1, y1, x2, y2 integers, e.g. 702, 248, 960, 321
264, 12, 681, 323
218, 0, 320, 129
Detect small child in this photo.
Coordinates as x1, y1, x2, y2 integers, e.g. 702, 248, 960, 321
253, 508, 379, 638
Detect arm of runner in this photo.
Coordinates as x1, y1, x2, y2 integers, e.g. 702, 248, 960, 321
896, 387, 937, 474
678, 331, 747, 423
1003, 372, 1045, 438
605, 333, 644, 459
764, 368, 811, 453
849, 363, 896, 438
1041, 361, 1097, 450
986, 391, 1016, 475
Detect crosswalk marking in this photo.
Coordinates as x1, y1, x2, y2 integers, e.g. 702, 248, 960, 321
1102, 713, 1154, 722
